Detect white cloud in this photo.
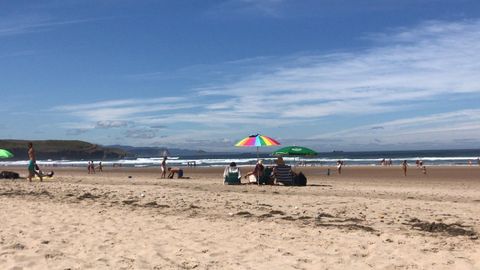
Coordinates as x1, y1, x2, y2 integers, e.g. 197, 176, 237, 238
310, 109, 480, 149
95, 120, 130, 129
0, 14, 105, 37
53, 97, 197, 122
199, 20, 480, 120
55, 19, 480, 149
206, 0, 287, 18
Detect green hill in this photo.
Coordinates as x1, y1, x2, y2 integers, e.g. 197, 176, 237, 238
0, 140, 127, 160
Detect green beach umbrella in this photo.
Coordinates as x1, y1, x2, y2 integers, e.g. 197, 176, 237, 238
271, 146, 317, 157
0, 149, 14, 159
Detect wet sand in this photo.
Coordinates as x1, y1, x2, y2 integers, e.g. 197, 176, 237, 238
0, 165, 479, 269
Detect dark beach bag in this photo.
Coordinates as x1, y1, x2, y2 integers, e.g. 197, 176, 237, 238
0, 171, 20, 179
294, 172, 307, 186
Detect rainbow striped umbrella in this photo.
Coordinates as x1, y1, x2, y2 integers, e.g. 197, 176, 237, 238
235, 134, 280, 158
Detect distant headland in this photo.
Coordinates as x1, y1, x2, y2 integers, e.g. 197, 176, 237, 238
0, 140, 127, 160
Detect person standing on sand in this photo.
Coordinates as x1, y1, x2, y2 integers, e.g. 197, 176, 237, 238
337, 160, 343, 175
402, 160, 408, 176
27, 142, 42, 182
161, 156, 167, 178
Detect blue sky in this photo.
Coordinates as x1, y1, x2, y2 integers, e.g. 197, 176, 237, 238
2, 0, 480, 152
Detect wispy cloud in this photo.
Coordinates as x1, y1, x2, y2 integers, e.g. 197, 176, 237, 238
0, 14, 107, 37
200, 20, 480, 118
309, 109, 480, 149
95, 120, 130, 129
53, 97, 196, 123
0, 50, 36, 59
206, 0, 287, 18
66, 128, 89, 136
55, 19, 480, 148
125, 129, 156, 139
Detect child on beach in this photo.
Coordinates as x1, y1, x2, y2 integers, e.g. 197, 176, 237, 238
402, 160, 408, 176
337, 160, 343, 174
161, 157, 167, 178
422, 165, 427, 175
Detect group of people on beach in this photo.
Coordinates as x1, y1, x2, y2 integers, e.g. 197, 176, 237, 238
401, 160, 427, 176
87, 161, 102, 174
23, 142, 479, 183
160, 156, 188, 179
380, 158, 393, 166
223, 157, 298, 185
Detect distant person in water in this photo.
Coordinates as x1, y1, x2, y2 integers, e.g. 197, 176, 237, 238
402, 160, 408, 176
27, 142, 42, 182
161, 157, 167, 178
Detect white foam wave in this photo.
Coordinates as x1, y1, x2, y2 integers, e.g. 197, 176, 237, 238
0, 156, 478, 167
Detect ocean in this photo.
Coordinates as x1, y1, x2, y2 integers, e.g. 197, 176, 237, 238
1, 149, 479, 168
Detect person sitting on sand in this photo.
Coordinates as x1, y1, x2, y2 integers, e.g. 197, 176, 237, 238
272, 157, 297, 184
167, 167, 189, 179
244, 159, 264, 183
223, 162, 241, 185
35, 166, 54, 178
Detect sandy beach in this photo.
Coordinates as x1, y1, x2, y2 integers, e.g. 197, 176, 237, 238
0, 165, 479, 269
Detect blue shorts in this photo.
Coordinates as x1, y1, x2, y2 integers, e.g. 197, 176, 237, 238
28, 160, 36, 172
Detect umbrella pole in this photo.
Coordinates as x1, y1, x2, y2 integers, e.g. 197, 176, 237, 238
256, 147, 259, 160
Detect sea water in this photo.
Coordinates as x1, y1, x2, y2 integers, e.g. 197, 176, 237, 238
1, 149, 479, 167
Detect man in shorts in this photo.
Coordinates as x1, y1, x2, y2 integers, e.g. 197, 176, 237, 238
27, 142, 42, 182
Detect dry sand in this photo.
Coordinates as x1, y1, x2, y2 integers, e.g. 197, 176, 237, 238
0, 165, 479, 269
